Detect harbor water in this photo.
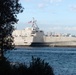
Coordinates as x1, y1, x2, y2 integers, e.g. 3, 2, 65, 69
5, 47, 76, 75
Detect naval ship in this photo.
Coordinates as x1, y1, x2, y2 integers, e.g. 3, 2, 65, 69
12, 18, 76, 47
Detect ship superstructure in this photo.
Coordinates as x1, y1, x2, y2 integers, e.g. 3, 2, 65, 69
12, 18, 44, 47
12, 18, 76, 47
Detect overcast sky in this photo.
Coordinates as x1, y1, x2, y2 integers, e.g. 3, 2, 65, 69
15, 0, 76, 35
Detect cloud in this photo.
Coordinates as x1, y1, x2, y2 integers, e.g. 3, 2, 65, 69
64, 27, 76, 31
49, 26, 76, 32
23, 0, 32, 2
38, 3, 45, 8
70, 5, 76, 11
38, 0, 63, 8
50, 0, 63, 3
48, 26, 76, 35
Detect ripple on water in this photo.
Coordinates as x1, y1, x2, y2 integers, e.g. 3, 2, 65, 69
5, 47, 76, 75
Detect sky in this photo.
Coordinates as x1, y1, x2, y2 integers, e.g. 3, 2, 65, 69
15, 0, 76, 35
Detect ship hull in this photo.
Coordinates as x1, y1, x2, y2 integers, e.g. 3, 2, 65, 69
14, 41, 76, 47
30, 41, 76, 47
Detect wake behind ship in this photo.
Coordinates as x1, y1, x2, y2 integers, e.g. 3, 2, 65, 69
12, 18, 76, 47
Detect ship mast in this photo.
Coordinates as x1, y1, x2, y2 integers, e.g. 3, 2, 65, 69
32, 17, 39, 30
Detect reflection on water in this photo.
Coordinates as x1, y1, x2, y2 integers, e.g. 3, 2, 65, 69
5, 47, 76, 75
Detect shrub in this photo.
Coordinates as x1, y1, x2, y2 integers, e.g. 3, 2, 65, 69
28, 56, 54, 75
0, 56, 54, 75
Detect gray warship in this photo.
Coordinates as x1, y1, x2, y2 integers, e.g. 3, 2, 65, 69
12, 18, 76, 47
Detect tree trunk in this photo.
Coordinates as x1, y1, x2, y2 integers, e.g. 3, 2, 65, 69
0, 37, 4, 60
0, 47, 4, 58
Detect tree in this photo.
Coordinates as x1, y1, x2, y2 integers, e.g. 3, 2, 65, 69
0, 0, 23, 58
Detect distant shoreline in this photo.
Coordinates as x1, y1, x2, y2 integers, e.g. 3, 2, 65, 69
14, 45, 76, 48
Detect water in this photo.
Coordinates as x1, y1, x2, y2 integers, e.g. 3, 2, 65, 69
5, 47, 76, 75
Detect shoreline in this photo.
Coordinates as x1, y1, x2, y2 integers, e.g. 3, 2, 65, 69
14, 45, 76, 48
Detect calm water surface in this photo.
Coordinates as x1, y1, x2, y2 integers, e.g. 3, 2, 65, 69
5, 47, 76, 75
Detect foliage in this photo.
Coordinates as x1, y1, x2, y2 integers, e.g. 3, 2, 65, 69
0, 56, 12, 75
28, 56, 54, 75
0, 0, 23, 57
0, 57, 54, 75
